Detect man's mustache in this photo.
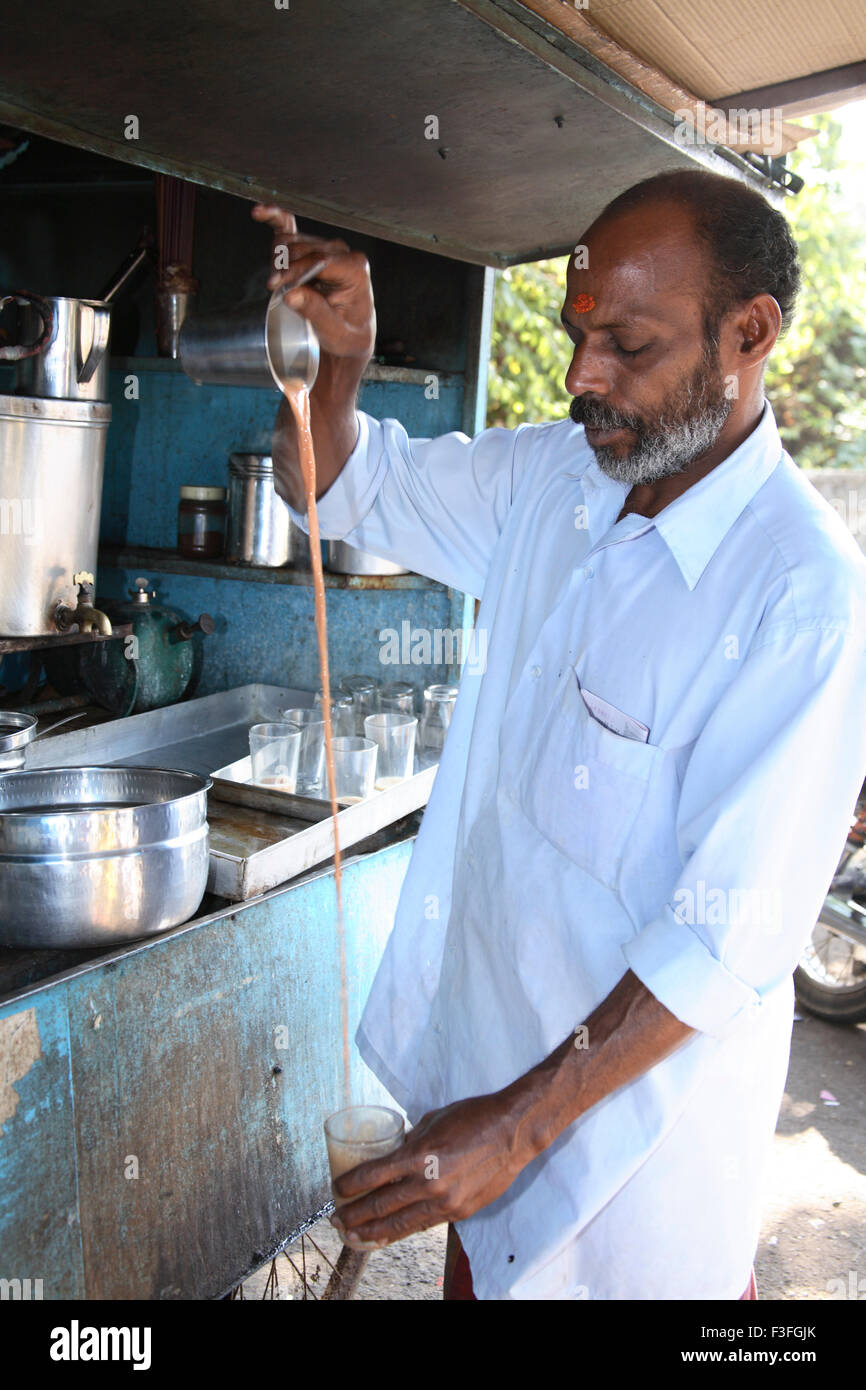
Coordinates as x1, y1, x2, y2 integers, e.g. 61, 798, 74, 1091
570, 396, 643, 433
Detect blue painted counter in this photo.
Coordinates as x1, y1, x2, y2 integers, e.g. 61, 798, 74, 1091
0, 838, 412, 1299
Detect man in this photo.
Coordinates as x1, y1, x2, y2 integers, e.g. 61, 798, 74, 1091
253, 170, 866, 1300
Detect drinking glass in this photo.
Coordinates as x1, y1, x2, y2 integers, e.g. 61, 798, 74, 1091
313, 689, 356, 737
324, 1105, 405, 1250
340, 674, 379, 734
280, 707, 326, 794
332, 735, 377, 802
248, 722, 302, 791
378, 681, 415, 715
419, 684, 458, 753
364, 712, 417, 788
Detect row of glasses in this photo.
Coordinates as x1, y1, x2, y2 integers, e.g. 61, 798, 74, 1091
316, 674, 458, 750
249, 709, 419, 803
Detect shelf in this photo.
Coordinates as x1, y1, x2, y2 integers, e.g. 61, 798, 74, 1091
99, 546, 445, 591
0, 624, 132, 655
108, 358, 462, 387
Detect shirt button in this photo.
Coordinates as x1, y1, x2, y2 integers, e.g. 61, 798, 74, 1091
583, 565, 594, 579
531, 666, 541, 678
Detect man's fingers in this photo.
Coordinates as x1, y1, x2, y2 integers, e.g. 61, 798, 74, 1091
251, 203, 297, 236
333, 1147, 416, 1200
341, 1199, 444, 1247
337, 1175, 427, 1228
267, 251, 337, 291
267, 255, 329, 293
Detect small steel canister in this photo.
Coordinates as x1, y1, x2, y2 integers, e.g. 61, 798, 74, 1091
0, 712, 38, 771
226, 453, 310, 567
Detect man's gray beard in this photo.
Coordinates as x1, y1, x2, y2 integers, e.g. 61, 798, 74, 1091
575, 351, 734, 487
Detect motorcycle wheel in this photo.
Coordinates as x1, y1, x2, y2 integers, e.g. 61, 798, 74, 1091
794, 902, 866, 1024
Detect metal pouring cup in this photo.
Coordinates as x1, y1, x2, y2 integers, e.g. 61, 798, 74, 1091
178, 289, 319, 391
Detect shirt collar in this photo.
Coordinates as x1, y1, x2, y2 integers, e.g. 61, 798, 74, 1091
567, 401, 784, 591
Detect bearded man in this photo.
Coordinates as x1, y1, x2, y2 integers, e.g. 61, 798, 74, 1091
257, 170, 866, 1300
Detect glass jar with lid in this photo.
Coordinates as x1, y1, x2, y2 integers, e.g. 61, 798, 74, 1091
177, 485, 227, 560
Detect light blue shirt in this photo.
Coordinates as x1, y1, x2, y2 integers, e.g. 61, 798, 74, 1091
290, 400, 866, 1299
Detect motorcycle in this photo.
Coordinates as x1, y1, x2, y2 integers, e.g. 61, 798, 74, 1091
795, 792, 866, 1024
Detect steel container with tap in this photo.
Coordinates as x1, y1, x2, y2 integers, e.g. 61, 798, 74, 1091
0, 392, 111, 635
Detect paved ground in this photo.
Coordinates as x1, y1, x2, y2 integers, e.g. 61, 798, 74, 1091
240, 1011, 866, 1300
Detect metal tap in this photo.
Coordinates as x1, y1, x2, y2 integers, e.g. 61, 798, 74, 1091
54, 572, 113, 636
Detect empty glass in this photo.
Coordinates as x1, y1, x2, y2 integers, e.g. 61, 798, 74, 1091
332, 735, 378, 803
340, 674, 379, 734
419, 684, 458, 753
378, 681, 415, 715
313, 689, 356, 738
248, 722, 302, 791
324, 1105, 405, 1249
364, 712, 417, 789
280, 707, 326, 794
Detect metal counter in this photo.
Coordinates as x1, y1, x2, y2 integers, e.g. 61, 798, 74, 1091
0, 836, 413, 1299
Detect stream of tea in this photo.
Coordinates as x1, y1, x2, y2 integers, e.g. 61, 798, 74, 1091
283, 378, 350, 1107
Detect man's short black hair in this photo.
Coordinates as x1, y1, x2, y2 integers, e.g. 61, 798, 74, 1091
597, 169, 802, 345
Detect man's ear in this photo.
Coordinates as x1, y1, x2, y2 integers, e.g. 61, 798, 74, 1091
736, 294, 782, 368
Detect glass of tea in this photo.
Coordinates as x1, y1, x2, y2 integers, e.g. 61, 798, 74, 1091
323, 1105, 405, 1249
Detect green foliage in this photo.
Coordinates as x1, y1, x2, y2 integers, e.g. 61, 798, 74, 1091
486, 257, 572, 428
766, 114, 866, 467
487, 112, 866, 467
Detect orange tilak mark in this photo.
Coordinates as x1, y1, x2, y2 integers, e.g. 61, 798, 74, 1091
571, 293, 596, 313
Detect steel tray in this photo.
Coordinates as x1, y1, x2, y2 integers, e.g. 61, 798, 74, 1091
27, 685, 437, 902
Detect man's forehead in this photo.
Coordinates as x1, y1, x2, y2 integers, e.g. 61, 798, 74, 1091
566, 208, 707, 314
565, 251, 706, 324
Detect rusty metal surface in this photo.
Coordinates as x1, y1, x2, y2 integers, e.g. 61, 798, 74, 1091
0, 838, 413, 1299
206, 762, 437, 900
0, 0, 761, 267
0, 623, 132, 654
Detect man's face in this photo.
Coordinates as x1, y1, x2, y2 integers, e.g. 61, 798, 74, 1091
564, 204, 733, 487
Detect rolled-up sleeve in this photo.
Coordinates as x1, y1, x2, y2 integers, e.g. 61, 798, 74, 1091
623, 617, 866, 1037
286, 410, 526, 598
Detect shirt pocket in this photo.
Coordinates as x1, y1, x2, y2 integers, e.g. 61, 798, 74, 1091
502, 665, 664, 891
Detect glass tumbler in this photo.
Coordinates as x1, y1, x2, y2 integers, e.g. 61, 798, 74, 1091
332, 736, 377, 803
419, 684, 458, 753
313, 689, 356, 737
324, 1105, 405, 1250
340, 674, 379, 734
248, 722, 302, 791
280, 707, 326, 794
378, 681, 415, 715
364, 712, 417, 789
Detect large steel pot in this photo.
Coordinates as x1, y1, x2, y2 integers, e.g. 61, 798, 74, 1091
0, 766, 211, 947
0, 393, 110, 635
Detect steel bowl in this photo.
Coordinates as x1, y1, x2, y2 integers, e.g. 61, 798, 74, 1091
326, 540, 408, 575
0, 765, 211, 948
